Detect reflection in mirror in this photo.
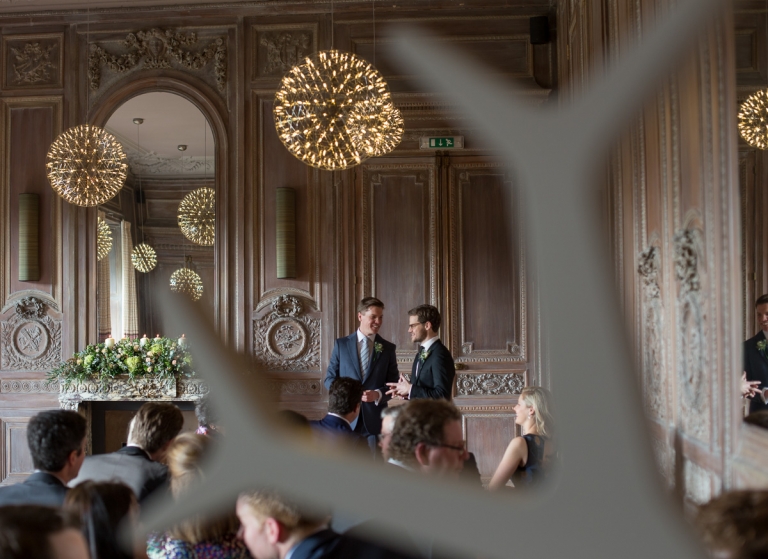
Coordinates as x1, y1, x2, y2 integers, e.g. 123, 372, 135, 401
97, 91, 216, 341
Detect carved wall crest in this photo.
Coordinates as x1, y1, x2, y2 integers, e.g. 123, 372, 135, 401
10, 42, 57, 85
88, 28, 227, 92
673, 229, 709, 442
1, 297, 61, 372
260, 31, 311, 75
253, 295, 320, 372
638, 245, 666, 420
457, 373, 524, 396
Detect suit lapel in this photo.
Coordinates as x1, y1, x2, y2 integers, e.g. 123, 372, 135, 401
345, 334, 363, 380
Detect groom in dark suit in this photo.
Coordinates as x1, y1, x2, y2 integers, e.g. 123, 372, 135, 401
386, 304, 455, 400
324, 297, 399, 443
744, 294, 768, 413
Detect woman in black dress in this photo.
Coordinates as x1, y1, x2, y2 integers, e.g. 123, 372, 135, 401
488, 387, 555, 490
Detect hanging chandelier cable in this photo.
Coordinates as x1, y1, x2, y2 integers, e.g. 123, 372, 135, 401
130, 119, 157, 273
737, 0, 768, 148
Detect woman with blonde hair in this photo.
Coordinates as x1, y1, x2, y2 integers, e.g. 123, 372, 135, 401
488, 386, 555, 490
147, 433, 250, 558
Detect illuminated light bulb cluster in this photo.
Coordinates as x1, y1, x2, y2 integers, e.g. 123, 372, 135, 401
177, 187, 215, 246
131, 243, 157, 273
273, 50, 403, 170
170, 267, 204, 301
46, 124, 128, 206
739, 90, 768, 149
97, 218, 113, 261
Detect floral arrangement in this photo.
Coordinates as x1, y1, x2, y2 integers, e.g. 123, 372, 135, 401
47, 336, 195, 389
758, 339, 767, 357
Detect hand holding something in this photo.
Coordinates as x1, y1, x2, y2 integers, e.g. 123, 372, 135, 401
361, 390, 380, 403
742, 372, 761, 398
386, 374, 411, 398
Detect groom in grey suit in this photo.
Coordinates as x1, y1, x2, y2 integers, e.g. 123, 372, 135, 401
324, 297, 399, 443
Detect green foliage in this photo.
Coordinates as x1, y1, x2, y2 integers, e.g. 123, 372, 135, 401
47, 337, 195, 389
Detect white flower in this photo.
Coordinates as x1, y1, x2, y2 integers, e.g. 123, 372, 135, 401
172, 360, 177, 365
133, 345, 140, 351
147, 367, 152, 372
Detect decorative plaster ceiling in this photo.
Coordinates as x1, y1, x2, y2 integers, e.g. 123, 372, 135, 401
105, 91, 215, 177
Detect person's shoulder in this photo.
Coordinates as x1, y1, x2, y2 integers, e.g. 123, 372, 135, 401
374, 334, 395, 349
747, 332, 766, 345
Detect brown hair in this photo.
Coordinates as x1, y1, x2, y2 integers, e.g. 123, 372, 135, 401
0, 505, 80, 559
389, 399, 461, 465
696, 490, 768, 555
408, 304, 442, 332
756, 294, 768, 307
328, 377, 364, 415
166, 433, 240, 544
128, 402, 184, 454
357, 297, 384, 314
64, 481, 136, 559
238, 490, 329, 534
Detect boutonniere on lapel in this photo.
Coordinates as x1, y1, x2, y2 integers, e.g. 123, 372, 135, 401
758, 339, 767, 358
373, 342, 383, 360
419, 348, 431, 362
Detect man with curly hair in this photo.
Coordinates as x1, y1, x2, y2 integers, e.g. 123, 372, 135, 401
0, 410, 86, 507
388, 399, 468, 478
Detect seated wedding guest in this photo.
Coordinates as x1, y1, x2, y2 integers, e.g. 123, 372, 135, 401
388, 399, 468, 478
64, 480, 143, 559
488, 387, 555, 490
72, 402, 184, 504
237, 489, 413, 559
696, 490, 768, 558
311, 378, 367, 451
0, 504, 89, 559
147, 432, 250, 559
744, 410, 768, 430
0, 410, 86, 507
378, 405, 402, 461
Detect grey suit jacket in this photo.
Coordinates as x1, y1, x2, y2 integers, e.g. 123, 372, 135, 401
70, 445, 168, 504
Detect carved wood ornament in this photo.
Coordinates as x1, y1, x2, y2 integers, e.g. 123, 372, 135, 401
88, 28, 227, 92
0, 297, 61, 372
638, 245, 666, 420
10, 42, 57, 85
259, 31, 312, 75
253, 295, 320, 372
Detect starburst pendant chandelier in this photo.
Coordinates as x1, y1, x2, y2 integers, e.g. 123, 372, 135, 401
274, 50, 394, 170
131, 243, 157, 273
347, 100, 404, 158
46, 124, 128, 206
739, 90, 768, 149
170, 266, 204, 301
178, 187, 215, 246
97, 217, 113, 261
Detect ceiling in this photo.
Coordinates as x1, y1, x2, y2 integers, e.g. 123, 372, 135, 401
105, 92, 215, 177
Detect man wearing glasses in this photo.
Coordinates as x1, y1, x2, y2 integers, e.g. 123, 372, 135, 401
386, 304, 455, 400
387, 399, 468, 478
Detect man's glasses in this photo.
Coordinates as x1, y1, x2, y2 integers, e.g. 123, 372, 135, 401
407, 322, 424, 330
431, 441, 467, 453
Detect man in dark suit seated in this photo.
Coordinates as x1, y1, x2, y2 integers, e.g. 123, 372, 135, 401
70, 401, 183, 504
386, 305, 455, 401
311, 378, 367, 450
236, 489, 414, 559
324, 297, 400, 449
744, 294, 768, 413
0, 505, 89, 559
0, 410, 86, 507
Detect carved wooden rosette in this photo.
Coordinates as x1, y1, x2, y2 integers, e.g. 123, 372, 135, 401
87, 28, 227, 95
252, 295, 320, 372
456, 373, 524, 396
674, 228, 709, 443
0, 297, 61, 372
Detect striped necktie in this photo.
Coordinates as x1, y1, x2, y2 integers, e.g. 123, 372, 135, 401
360, 337, 371, 378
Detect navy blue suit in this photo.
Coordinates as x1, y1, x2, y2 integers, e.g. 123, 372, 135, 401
0, 472, 69, 507
291, 528, 416, 559
324, 333, 399, 436
744, 332, 768, 413
410, 339, 455, 400
310, 414, 367, 449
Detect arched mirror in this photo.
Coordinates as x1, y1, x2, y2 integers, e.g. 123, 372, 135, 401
97, 91, 216, 340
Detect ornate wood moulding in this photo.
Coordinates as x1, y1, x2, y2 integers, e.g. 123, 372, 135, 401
57, 375, 210, 410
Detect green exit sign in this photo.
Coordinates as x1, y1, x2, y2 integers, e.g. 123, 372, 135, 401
420, 136, 464, 149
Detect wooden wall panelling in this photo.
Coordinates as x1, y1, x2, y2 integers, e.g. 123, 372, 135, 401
0, 412, 34, 486
358, 158, 438, 363
447, 158, 527, 374
461, 411, 519, 483
2, 33, 64, 92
